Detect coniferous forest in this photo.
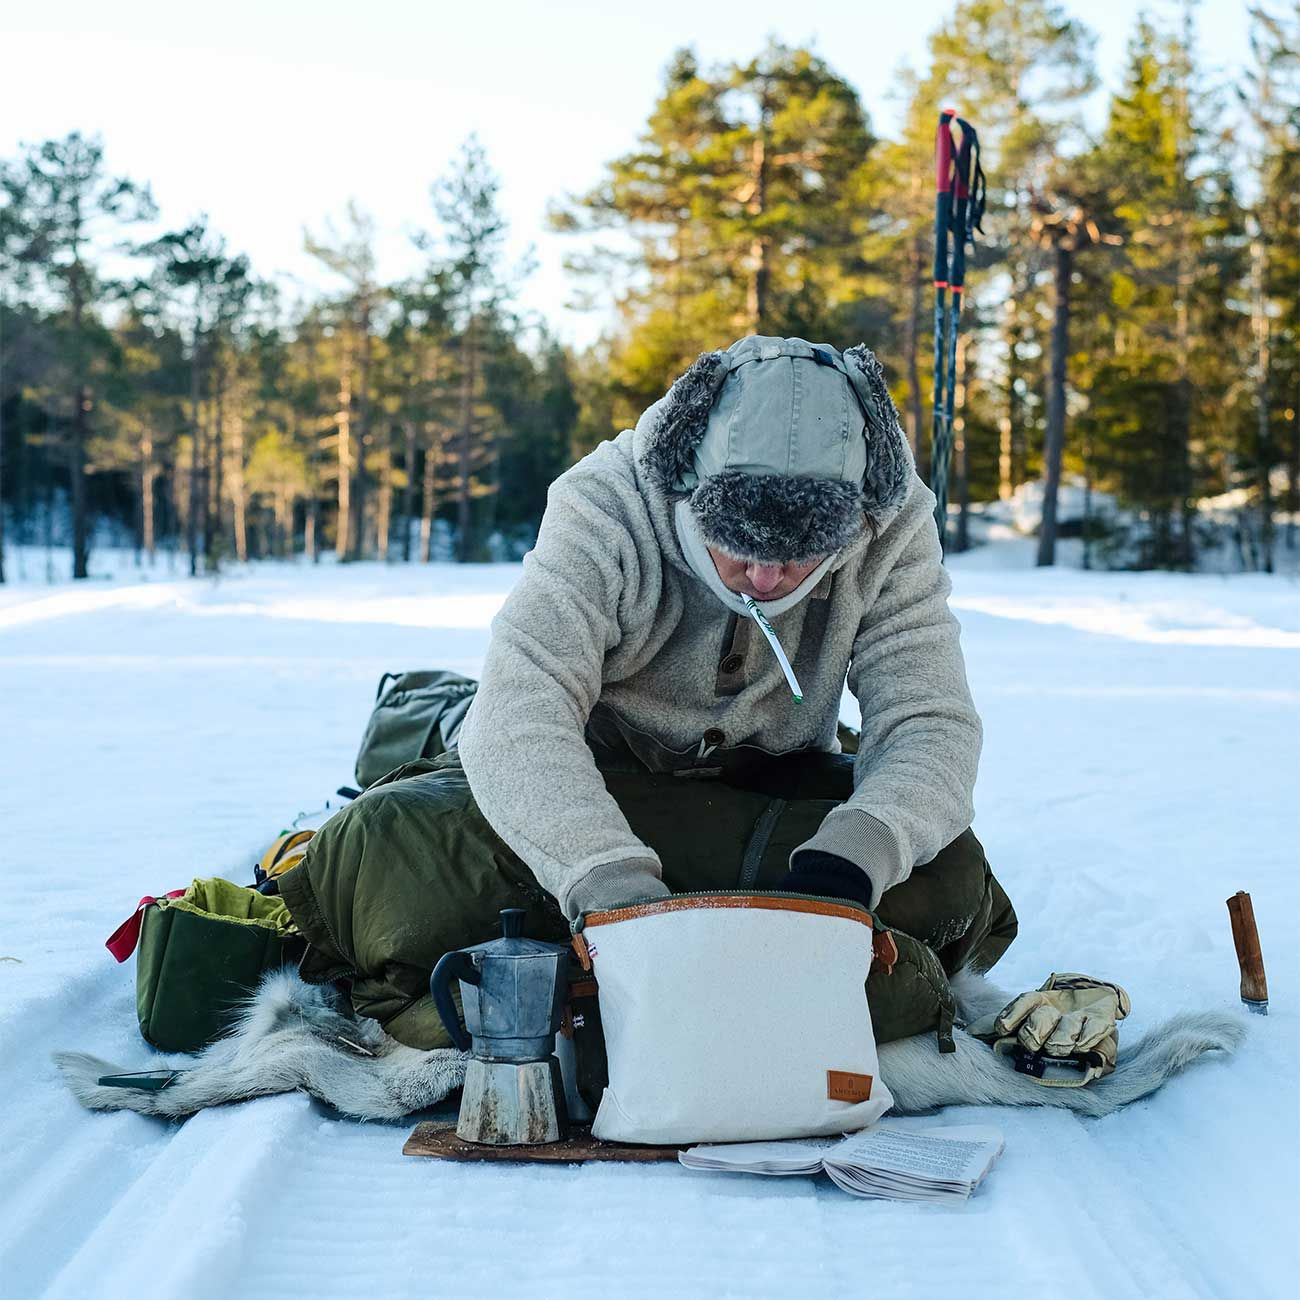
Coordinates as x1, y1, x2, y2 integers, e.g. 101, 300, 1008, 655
0, 2, 1296, 579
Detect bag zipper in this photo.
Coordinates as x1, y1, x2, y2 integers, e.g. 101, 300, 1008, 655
572, 889, 875, 934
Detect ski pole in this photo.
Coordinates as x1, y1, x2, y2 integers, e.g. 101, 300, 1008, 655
937, 120, 975, 540
930, 108, 957, 545
935, 115, 982, 548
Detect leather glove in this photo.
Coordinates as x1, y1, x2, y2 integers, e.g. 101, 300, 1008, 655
968, 973, 1132, 1086
776, 851, 873, 911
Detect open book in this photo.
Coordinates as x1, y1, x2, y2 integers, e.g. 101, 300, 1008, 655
679, 1121, 1004, 1202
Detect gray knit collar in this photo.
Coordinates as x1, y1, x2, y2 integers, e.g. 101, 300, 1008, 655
673, 500, 837, 618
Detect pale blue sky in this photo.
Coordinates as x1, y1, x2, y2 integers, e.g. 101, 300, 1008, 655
2, 0, 1257, 347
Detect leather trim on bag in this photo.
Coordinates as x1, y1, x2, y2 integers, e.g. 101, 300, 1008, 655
582, 894, 873, 929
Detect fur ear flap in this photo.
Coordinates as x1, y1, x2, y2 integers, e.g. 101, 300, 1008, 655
690, 472, 866, 564
844, 344, 913, 524
637, 350, 730, 494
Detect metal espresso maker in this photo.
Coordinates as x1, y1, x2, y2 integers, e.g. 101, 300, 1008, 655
431, 908, 570, 1145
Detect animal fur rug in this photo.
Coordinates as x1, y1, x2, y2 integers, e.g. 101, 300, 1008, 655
55, 968, 1245, 1122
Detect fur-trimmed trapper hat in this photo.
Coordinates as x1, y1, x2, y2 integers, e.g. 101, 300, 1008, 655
638, 335, 912, 563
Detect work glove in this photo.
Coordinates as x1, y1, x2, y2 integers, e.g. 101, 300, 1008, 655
968, 973, 1132, 1087
776, 851, 873, 911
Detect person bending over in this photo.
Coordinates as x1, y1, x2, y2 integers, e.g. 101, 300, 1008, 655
457, 334, 981, 922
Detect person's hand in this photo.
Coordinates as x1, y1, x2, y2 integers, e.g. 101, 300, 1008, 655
775, 851, 873, 910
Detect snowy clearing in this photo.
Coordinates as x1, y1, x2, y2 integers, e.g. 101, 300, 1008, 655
1, 552, 1296, 1300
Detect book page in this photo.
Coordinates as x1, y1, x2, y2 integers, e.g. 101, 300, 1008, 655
827, 1124, 1003, 1184
678, 1136, 837, 1175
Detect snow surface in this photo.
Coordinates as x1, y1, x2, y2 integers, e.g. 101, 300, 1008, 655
2, 550, 1297, 1300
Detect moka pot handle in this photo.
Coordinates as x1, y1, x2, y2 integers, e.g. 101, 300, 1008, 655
430, 950, 481, 1052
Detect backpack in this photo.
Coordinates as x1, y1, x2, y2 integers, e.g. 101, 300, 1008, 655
354, 670, 477, 790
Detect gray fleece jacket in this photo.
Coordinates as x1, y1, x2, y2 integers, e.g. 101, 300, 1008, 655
458, 363, 982, 922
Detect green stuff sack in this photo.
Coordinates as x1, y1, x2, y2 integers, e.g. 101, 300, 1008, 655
118, 879, 300, 1053
354, 670, 477, 790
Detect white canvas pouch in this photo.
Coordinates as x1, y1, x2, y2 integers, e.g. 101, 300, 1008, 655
572, 894, 895, 1145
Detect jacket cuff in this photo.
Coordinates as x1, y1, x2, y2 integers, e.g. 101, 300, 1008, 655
561, 858, 670, 922
790, 809, 907, 910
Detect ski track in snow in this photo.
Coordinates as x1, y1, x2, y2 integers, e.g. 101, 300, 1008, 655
1, 554, 1296, 1300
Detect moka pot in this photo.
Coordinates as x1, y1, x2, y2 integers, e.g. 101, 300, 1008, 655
431, 908, 570, 1145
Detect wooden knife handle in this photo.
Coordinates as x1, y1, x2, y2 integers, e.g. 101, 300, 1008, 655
1226, 891, 1268, 1005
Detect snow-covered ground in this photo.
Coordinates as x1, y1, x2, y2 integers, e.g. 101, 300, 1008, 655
1, 550, 1297, 1300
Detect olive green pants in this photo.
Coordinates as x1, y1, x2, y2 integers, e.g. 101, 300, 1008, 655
282, 747, 1017, 1052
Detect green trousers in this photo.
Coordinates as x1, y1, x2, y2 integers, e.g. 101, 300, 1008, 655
281, 746, 1017, 1052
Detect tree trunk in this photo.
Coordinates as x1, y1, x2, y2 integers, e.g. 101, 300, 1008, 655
70, 264, 91, 580
1250, 228, 1274, 573
0, 343, 6, 586
67, 215, 92, 581
745, 120, 770, 335
376, 431, 392, 562
305, 500, 318, 563
999, 288, 1019, 501
347, 310, 373, 562
1287, 402, 1298, 552
1036, 243, 1072, 568
68, 385, 90, 579
402, 419, 417, 562
335, 353, 352, 562
275, 490, 291, 558
173, 449, 187, 567
207, 361, 224, 572
456, 318, 477, 563
1172, 48, 1196, 573
188, 323, 202, 578
1082, 435, 1093, 572
420, 425, 437, 563
44, 454, 55, 583
141, 431, 157, 562
229, 408, 248, 563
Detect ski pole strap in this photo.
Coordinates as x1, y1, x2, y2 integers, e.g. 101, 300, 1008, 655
105, 890, 186, 963
957, 117, 987, 241
947, 118, 986, 292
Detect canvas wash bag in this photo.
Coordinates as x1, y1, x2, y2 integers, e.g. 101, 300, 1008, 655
571, 894, 896, 1144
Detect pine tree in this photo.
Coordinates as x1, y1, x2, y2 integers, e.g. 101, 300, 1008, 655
425, 136, 522, 561
9, 133, 156, 577
553, 42, 874, 433
0, 157, 37, 584
1242, 3, 1300, 563
305, 203, 384, 562
140, 219, 251, 574
1075, 10, 1248, 568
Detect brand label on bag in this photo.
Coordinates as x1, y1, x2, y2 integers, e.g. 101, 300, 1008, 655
827, 1070, 874, 1103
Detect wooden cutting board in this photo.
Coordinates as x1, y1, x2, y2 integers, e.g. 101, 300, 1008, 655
403, 1121, 680, 1163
